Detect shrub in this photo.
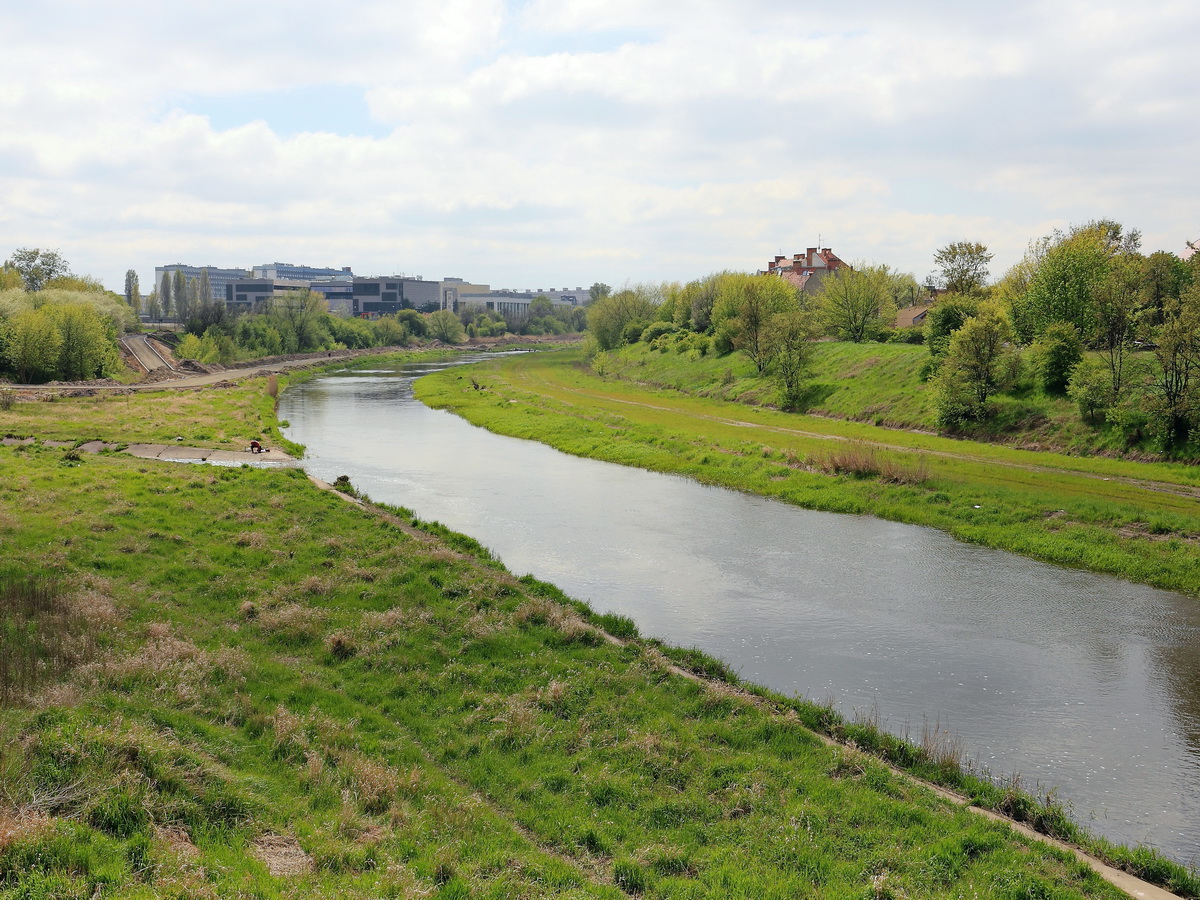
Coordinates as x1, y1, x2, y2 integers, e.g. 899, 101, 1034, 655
1030, 322, 1083, 394
640, 321, 676, 343
1067, 358, 1112, 424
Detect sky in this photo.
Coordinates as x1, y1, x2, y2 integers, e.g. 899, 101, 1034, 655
1, 0, 1197, 294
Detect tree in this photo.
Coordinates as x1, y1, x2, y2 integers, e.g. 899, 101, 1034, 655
5, 248, 70, 292
1009, 220, 1141, 343
933, 304, 1018, 424
924, 294, 981, 359
145, 290, 162, 321
270, 290, 328, 352
1147, 288, 1200, 449
763, 310, 816, 409
932, 241, 993, 295
588, 283, 611, 305
159, 273, 173, 318
586, 287, 660, 351
124, 270, 141, 314
1092, 253, 1144, 399
47, 302, 117, 380
716, 274, 801, 373
817, 265, 895, 343
172, 270, 189, 322
1030, 322, 1083, 395
198, 269, 213, 305
3, 308, 62, 382
426, 308, 465, 343
1141, 251, 1190, 323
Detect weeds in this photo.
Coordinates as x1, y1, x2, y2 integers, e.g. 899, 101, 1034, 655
814, 442, 931, 485
0, 575, 103, 704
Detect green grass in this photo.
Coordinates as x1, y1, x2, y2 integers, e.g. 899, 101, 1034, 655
601, 340, 1161, 455
416, 350, 1200, 596
0, 432, 1170, 897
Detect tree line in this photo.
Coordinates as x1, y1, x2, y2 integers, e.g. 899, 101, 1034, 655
584, 223, 1200, 453
1, 249, 131, 383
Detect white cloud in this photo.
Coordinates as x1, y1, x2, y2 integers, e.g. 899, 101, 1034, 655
0, 0, 1197, 289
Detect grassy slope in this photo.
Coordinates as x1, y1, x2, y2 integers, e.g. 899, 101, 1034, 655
602, 340, 1151, 455
415, 351, 1200, 596
0, 373, 1156, 898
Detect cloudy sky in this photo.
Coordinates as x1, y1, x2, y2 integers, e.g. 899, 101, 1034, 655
1, 0, 1196, 293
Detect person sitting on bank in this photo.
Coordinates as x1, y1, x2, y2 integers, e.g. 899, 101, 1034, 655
250, 440, 264, 453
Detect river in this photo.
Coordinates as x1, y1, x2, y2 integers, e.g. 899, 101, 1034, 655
280, 354, 1200, 864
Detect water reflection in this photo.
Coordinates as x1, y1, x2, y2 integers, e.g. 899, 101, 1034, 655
282, 355, 1200, 863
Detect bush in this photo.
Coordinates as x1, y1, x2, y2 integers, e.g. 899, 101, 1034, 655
1030, 322, 1083, 395
1067, 358, 1112, 424
621, 320, 649, 346
640, 321, 676, 343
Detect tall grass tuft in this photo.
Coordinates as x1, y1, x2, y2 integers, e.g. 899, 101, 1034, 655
0, 576, 96, 704
814, 442, 930, 485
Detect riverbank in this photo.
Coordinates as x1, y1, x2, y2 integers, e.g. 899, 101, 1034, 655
1, 362, 1191, 897
414, 349, 1200, 597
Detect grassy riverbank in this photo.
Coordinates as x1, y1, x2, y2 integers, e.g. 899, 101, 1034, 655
0, 360, 1196, 898
414, 350, 1200, 597
597, 340, 1153, 456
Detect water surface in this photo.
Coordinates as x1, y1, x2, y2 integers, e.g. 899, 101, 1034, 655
281, 355, 1200, 862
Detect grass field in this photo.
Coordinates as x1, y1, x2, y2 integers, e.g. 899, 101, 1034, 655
599, 340, 1156, 456
1, 362, 1196, 898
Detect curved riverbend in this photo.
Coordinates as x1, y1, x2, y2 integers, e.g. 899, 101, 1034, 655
281, 355, 1200, 863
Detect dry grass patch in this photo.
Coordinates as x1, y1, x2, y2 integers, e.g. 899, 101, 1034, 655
512, 596, 594, 642
0, 809, 52, 852
251, 833, 314, 877
256, 602, 328, 644
814, 442, 930, 485
234, 530, 269, 549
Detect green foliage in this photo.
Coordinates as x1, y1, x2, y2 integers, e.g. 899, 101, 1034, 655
709, 273, 802, 373
426, 309, 465, 344
586, 286, 661, 351
924, 294, 981, 359
1067, 358, 1114, 425
933, 241, 993, 295
817, 264, 896, 343
933, 305, 1019, 425
1009, 220, 1140, 344
1146, 287, 1200, 450
4, 248, 70, 292
1031, 322, 1084, 395
764, 309, 816, 410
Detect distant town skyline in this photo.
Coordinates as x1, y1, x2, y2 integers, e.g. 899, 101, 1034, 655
1, 1, 1196, 293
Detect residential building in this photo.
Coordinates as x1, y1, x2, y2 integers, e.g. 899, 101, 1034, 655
764, 248, 850, 294
894, 304, 931, 329
154, 264, 249, 302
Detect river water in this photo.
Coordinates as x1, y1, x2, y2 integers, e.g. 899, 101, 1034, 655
280, 355, 1200, 863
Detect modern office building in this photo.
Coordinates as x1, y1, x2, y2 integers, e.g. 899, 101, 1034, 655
458, 289, 582, 317
351, 277, 456, 316
154, 264, 249, 302
224, 278, 311, 313
252, 262, 354, 282
308, 279, 354, 313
